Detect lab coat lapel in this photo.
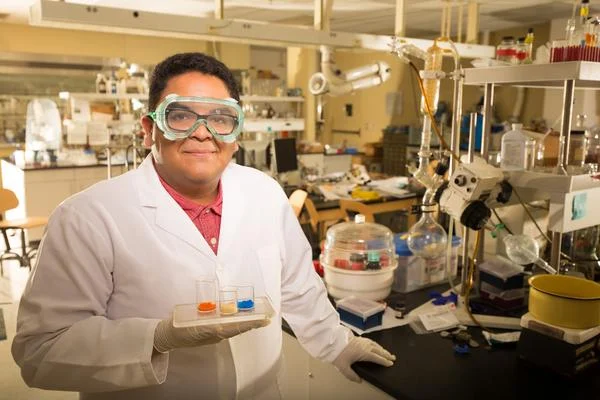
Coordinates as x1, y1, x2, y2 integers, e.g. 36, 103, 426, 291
218, 164, 245, 257
135, 156, 216, 258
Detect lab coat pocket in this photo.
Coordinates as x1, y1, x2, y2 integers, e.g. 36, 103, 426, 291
256, 244, 282, 314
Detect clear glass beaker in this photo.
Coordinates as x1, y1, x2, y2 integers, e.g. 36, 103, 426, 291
196, 278, 217, 313
236, 284, 255, 311
219, 287, 238, 315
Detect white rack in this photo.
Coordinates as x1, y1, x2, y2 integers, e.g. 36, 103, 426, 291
243, 118, 304, 133
463, 61, 600, 268
240, 95, 304, 133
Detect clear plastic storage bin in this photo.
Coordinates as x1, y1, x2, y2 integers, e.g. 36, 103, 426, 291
321, 215, 397, 300
393, 233, 461, 293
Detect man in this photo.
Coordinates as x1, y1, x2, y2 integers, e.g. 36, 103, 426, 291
12, 52, 395, 399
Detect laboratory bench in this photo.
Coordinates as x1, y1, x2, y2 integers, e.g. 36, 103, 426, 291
0, 159, 127, 240
282, 285, 600, 400
300, 192, 420, 242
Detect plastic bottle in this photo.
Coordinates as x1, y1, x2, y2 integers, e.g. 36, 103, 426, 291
420, 40, 443, 115
500, 123, 528, 171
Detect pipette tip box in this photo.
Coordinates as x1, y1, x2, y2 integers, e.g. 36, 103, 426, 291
336, 296, 386, 330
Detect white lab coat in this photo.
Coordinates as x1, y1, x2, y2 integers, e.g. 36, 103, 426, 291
12, 156, 352, 399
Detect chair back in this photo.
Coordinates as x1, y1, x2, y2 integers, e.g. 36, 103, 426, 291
0, 188, 19, 214
338, 199, 375, 223
303, 196, 321, 234
288, 189, 308, 218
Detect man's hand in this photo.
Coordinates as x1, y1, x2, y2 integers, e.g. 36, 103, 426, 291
154, 316, 271, 353
332, 337, 396, 383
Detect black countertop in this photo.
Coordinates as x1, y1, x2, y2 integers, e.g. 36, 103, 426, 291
284, 286, 600, 400
2, 158, 119, 171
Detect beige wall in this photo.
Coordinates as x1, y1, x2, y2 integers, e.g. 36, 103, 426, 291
287, 47, 317, 141
321, 50, 413, 148
0, 22, 205, 64
317, 22, 551, 149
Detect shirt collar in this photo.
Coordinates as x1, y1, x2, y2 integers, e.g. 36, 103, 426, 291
154, 164, 223, 217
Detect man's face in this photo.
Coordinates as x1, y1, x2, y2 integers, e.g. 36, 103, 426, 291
141, 72, 239, 190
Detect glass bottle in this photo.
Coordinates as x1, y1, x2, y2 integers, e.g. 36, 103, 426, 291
407, 204, 447, 259
515, 37, 528, 64
96, 73, 107, 94
526, 137, 537, 170
496, 36, 516, 63
571, 114, 590, 167
365, 251, 381, 270
585, 125, 600, 164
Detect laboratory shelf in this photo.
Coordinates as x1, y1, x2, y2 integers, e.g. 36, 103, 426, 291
463, 61, 600, 88
506, 170, 600, 194
461, 60, 600, 264
505, 170, 600, 233
243, 118, 304, 132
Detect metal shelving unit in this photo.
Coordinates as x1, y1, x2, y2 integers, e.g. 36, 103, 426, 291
463, 61, 600, 268
464, 61, 600, 88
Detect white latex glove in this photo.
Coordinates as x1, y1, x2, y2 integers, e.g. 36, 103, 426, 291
154, 316, 271, 353
332, 336, 396, 383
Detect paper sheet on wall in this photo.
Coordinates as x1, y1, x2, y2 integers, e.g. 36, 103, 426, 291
87, 121, 109, 146
66, 121, 88, 145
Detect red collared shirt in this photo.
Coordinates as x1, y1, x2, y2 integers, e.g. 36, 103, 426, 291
157, 173, 223, 255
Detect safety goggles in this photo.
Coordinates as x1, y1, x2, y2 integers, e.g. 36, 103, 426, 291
147, 94, 244, 143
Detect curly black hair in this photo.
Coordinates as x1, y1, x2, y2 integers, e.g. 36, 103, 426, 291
148, 52, 240, 111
